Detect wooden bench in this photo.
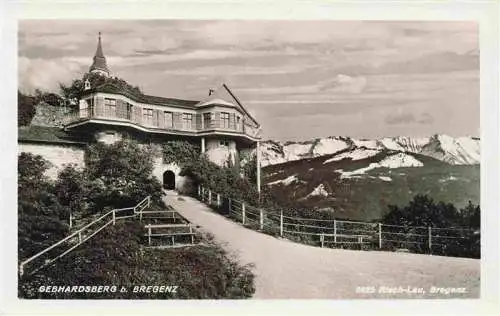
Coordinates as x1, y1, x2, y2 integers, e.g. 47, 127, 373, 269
144, 224, 196, 246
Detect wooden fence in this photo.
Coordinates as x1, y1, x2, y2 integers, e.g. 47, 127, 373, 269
198, 186, 479, 256
19, 196, 151, 277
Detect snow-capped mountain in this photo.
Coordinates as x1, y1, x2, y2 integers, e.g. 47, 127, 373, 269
259, 134, 480, 167
262, 143, 480, 221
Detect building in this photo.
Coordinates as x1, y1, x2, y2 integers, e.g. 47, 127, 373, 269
18, 33, 262, 193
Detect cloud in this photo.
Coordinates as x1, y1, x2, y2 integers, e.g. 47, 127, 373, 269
319, 75, 367, 94
18, 57, 85, 93
385, 111, 435, 125
385, 113, 416, 125
417, 112, 434, 125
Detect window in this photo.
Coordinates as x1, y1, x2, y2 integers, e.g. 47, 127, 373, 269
143, 108, 154, 126
220, 140, 230, 147
182, 113, 193, 130
221, 112, 230, 129
104, 98, 116, 117
82, 97, 94, 117
126, 103, 133, 120
236, 116, 241, 130
164, 111, 173, 128
203, 113, 212, 129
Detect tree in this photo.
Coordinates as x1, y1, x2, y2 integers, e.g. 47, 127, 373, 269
459, 201, 480, 229
18, 90, 37, 126
18, 153, 65, 218
18, 153, 68, 259
59, 72, 143, 108
383, 194, 479, 229
54, 165, 92, 218
18, 152, 51, 187
242, 154, 257, 185
382, 194, 461, 228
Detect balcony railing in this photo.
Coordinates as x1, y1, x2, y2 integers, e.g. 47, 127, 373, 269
67, 103, 260, 139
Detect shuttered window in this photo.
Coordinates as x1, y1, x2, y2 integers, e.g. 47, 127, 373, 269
164, 111, 173, 128
126, 103, 133, 120
143, 108, 154, 126
182, 113, 193, 130
221, 112, 230, 129
203, 113, 212, 129
104, 98, 116, 117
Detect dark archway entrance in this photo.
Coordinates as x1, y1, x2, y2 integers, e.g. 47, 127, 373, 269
163, 170, 176, 190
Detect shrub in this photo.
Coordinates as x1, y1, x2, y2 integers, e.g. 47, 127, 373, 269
85, 140, 165, 208
18, 213, 69, 261
162, 140, 200, 166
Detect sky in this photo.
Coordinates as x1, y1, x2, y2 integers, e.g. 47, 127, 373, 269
18, 20, 479, 141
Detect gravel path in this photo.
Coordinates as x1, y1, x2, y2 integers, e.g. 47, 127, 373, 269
165, 194, 480, 299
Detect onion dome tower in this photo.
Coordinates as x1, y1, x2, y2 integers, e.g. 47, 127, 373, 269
89, 32, 110, 77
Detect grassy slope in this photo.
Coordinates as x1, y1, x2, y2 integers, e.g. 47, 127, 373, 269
19, 221, 255, 299
263, 150, 480, 221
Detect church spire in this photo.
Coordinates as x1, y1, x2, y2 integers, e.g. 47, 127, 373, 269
89, 32, 110, 77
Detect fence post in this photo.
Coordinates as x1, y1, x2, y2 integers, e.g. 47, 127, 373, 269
280, 209, 283, 237
148, 224, 152, 246
147, 196, 151, 208
378, 223, 382, 249
19, 265, 24, 277
208, 190, 212, 205
112, 210, 116, 225
198, 185, 201, 197
217, 194, 221, 207
228, 198, 232, 213
428, 226, 432, 254
78, 231, 82, 244
334, 219, 337, 243
139, 207, 143, 222
260, 208, 264, 230
242, 203, 246, 225
69, 212, 73, 229
320, 233, 325, 248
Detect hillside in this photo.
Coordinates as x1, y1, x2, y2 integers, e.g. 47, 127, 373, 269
262, 148, 480, 221
259, 134, 480, 167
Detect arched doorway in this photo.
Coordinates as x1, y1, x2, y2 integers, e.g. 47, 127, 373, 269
163, 170, 176, 190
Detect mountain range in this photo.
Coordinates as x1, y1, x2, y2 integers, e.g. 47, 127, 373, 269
258, 135, 480, 221
259, 134, 480, 167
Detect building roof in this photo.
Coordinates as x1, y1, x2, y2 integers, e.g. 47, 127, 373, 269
84, 82, 260, 127
84, 82, 200, 108
196, 84, 260, 127
89, 32, 110, 75
18, 125, 87, 145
